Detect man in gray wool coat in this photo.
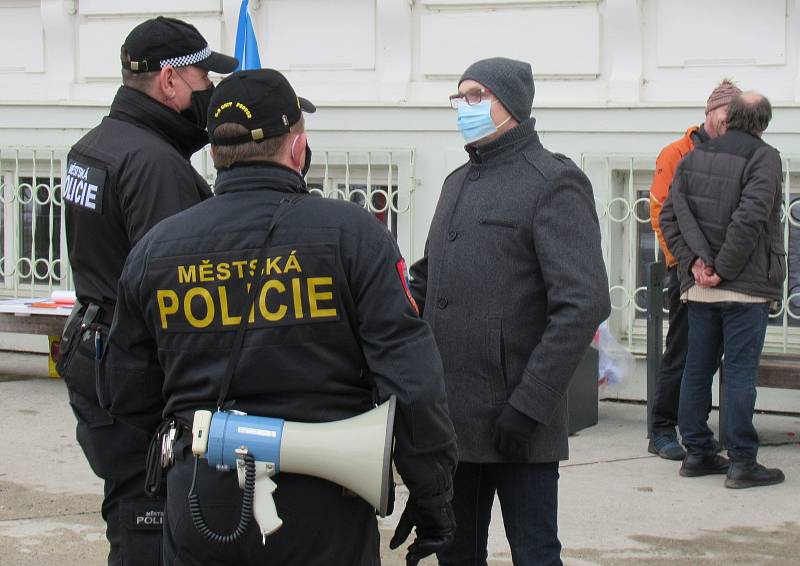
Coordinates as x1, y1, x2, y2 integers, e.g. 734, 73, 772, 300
408, 57, 610, 565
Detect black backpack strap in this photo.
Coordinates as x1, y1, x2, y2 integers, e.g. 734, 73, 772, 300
216, 194, 307, 410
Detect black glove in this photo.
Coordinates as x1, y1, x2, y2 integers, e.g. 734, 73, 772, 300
389, 499, 455, 566
493, 404, 538, 461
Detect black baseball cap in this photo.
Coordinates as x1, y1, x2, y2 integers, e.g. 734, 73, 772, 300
207, 69, 316, 146
121, 16, 238, 74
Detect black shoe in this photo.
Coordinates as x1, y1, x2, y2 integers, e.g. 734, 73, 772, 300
680, 453, 730, 477
648, 433, 687, 461
725, 461, 785, 489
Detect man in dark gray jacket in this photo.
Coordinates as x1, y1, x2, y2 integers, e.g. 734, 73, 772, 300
660, 92, 786, 489
409, 57, 610, 566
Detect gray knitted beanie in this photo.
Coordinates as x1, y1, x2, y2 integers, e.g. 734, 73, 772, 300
459, 57, 534, 122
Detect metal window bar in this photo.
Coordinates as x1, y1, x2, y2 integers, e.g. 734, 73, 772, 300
779, 159, 800, 349
582, 152, 800, 354
2, 147, 416, 300
1, 148, 70, 298
295, 149, 415, 260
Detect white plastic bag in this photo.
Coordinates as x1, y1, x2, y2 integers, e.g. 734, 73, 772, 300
592, 322, 635, 393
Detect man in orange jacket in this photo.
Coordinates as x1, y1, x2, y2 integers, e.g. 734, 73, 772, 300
648, 79, 741, 459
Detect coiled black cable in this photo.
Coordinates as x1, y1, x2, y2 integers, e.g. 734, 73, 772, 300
188, 452, 256, 544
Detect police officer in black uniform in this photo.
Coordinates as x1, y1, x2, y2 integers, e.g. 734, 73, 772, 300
58, 17, 237, 566
103, 69, 458, 566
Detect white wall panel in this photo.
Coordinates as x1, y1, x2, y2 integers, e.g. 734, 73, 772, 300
419, 0, 598, 5
255, 0, 375, 70
657, 0, 786, 67
641, 0, 797, 102
419, 5, 600, 78
78, 16, 223, 80
0, 0, 798, 103
79, 0, 220, 15
0, 6, 44, 73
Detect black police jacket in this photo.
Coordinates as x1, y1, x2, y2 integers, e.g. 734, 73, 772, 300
105, 162, 457, 506
65, 86, 212, 314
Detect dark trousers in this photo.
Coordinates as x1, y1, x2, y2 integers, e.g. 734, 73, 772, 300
67, 388, 164, 566
651, 266, 688, 435
163, 440, 379, 566
437, 462, 561, 566
679, 302, 768, 462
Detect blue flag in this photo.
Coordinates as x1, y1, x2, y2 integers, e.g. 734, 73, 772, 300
234, 0, 261, 71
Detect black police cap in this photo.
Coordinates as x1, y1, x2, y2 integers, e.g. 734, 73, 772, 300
121, 16, 238, 74
207, 69, 316, 146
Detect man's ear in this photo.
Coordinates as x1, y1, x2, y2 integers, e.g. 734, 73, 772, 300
291, 132, 308, 169
157, 66, 178, 103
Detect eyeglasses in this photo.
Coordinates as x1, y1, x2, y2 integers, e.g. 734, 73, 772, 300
449, 88, 493, 109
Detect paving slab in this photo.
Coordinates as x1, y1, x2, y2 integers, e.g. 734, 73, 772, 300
1, 353, 798, 565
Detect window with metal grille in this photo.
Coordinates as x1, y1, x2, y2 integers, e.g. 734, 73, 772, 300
1, 149, 67, 297
582, 154, 800, 353
305, 154, 408, 241
16, 177, 62, 285
305, 181, 399, 238
198, 148, 416, 257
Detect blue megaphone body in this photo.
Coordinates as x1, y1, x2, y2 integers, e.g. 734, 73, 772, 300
205, 411, 285, 470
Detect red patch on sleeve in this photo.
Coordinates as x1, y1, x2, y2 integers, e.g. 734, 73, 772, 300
396, 259, 419, 315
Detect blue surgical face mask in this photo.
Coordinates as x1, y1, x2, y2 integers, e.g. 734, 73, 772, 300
457, 100, 496, 144
457, 100, 510, 144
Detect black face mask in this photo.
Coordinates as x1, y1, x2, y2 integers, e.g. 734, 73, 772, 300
302, 142, 312, 178
181, 84, 214, 128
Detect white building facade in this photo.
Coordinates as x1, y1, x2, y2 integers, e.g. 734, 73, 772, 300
1, 0, 799, 358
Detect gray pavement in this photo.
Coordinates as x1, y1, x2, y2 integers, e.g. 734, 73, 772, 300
1, 352, 798, 565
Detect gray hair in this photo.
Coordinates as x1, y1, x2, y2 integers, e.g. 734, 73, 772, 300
120, 47, 159, 92
211, 117, 304, 170
120, 68, 159, 92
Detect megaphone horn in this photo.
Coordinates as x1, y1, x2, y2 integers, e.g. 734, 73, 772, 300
280, 397, 396, 515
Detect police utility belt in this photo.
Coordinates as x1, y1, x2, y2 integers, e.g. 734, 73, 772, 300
57, 300, 112, 406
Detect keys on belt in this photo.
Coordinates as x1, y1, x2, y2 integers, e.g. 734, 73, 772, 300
160, 420, 178, 468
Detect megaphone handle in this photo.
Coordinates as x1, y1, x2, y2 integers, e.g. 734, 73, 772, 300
254, 474, 283, 541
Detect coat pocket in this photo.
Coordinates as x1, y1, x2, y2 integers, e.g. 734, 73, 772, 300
486, 316, 508, 405
478, 216, 517, 230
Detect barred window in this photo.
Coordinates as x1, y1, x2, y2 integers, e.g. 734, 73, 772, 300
16, 177, 62, 285
582, 154, 800, 353
195, 148, 416, 257
1, 148, 68, 297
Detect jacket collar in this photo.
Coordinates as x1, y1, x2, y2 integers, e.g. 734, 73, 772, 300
691, 125, 711, 146
213, 161, 309, 196
108, 86, 209, 159
465, 117, 541, 164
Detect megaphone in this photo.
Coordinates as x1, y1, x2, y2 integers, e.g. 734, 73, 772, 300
190, 396, 396, 542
